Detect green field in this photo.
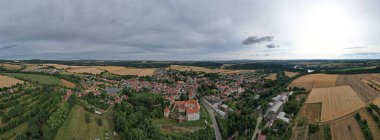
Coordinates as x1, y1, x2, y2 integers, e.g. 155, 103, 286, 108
1, 73, 62, 85
55, 105, 118, 140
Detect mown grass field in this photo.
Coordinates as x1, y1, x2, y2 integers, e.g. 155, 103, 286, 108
55, 105, 118, 140
1, 73, 62, 85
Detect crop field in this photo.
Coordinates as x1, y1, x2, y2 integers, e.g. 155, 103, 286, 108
42, 64, 82, 69
66, 67, 104, 75
265, 73, 277, 80
61, 79, 75, 88
300, 103, 321, 122
336, 74, 380, 103
1, 63, 22, 70
0, 75, 24, 88
331, 116, 364, 140
358, 109, 380, 140
21, 64, 47, 72
284, 71, 298, 77
288, 74, 338, 90
373, 97, 380, 107
55, 105, 117, 140
96, 66, 156, 77
306, 86, 365, 122
1, 73, 62, 85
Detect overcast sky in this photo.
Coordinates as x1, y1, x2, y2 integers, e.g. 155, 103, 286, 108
0, 0, 379, 60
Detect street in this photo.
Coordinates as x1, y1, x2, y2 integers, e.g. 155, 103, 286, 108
202, 99, 222, 140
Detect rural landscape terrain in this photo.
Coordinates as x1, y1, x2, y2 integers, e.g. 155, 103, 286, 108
0, 60, 379, 140
1, 0, 380, 139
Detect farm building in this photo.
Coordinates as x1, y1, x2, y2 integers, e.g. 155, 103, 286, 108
276, 112, 289, 123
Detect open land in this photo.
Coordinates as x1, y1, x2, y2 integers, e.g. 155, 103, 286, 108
331, 116, 365, 140
306, 86, 365, 122
1, 73, 62, 85
0, 75, 24, 88
96, 66, 156, 77
66, 67, 104, 75
1, 63, 22, 70
55, 105, 118, 140
61, 79, 75, 88
265, 73, 277, 80
288, 74, 338, 90
336, 74, 380, 103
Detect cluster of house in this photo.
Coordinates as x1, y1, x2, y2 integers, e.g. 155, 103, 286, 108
164, 99, 200, 122
122, 77, 198, 103
265, 91, 293, 124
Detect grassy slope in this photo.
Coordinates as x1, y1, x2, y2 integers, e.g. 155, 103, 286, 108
1, 73, 62, 85
55, 105, 118, 140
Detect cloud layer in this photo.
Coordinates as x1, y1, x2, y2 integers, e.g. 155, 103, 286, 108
0, 0, 379, 60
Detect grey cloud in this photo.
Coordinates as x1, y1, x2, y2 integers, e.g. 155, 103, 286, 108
242, 36, 273, 45
0, 44, 17, 49
266, 44, 279, 48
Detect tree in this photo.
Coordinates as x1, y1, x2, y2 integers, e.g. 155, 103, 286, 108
67, 94, 78, 107
97, 118, 103, 126
308, 124, 319, 134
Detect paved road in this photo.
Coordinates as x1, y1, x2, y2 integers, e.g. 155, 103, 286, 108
202, 99, 222, 140
251, 111, 263, 140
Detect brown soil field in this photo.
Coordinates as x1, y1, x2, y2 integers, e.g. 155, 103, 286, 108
96, 66, 156, 77
1, 63, 22, 70
265, 73, 277, 80
359, 109, 380, 140
66, 67, 104, 75
285, 71, 298, 77
61, 79, 75, 88
331, 116, 364, 140
300, 103, 321, 122
336, 74, 380, 103
0, 75, 24, 88
306, 86, 365, 122
288, 74, 338, 91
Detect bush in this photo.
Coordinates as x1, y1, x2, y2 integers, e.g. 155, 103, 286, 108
308, 124, 319, 134
85, 113, 90, 123
97, 118, 103, 126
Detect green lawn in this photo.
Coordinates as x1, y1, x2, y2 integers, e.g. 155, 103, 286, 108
55, 105, 118, 140
1, 73, 62, 85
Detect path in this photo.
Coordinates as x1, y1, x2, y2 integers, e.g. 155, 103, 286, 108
202, 99, 222, 140
251, 110, 263, 140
